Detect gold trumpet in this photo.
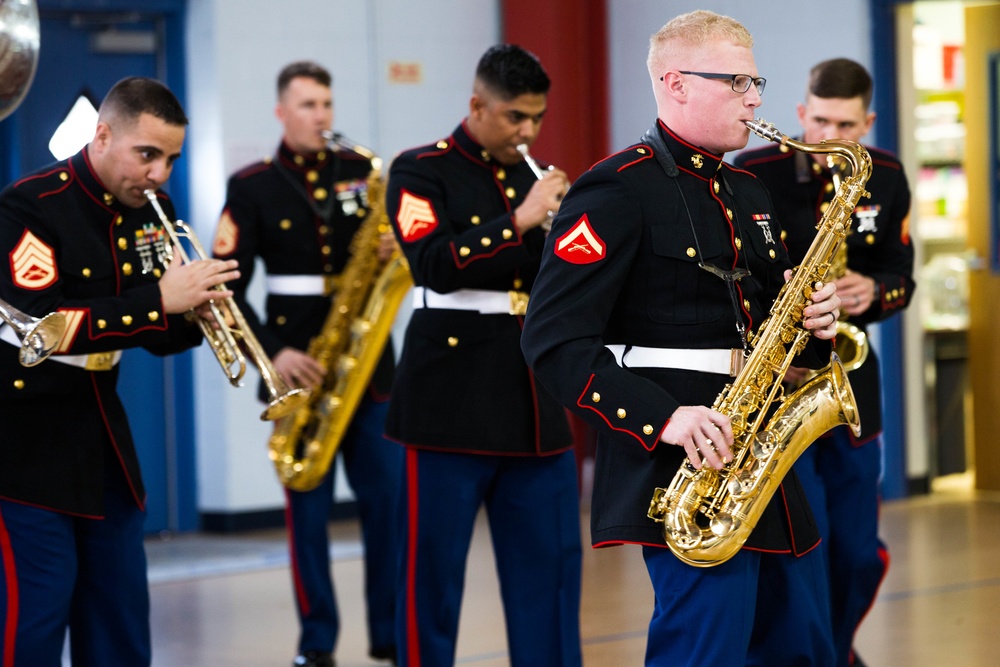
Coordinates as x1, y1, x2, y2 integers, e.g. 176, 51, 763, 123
143, 190, 311, 420
0, 297, 66, 366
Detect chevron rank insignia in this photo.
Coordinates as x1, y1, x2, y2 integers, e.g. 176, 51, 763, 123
10, 230, 57, 289
555, 215, 606, 264
396, 190, 438, 242
212, 210, 239, 257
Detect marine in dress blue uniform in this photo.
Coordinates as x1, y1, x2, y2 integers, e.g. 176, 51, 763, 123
213, 60, 400, 667
734, 57, 914, 667
0, 77, 233, 667
522, 12, 843, 666
386, 45, 581, 667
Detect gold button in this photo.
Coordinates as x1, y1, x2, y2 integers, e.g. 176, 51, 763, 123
713, 181, 720, 194
637, 147, 647, 155
437, 140, 449, 149
643, 424, 654, 435
14, 379, 24, 389
811, 161, 822, 174
59, 172, 69, 182
481, 237, 492, 247
820, 202, 830, 213
769, 249, 776, 259
313, 187, 328, 201
317, 151, 326, 161
318, 225, 329, 234
591, 392, 601, 403
280, 219, 292, 230
115, 214, 123, 226
276, 315, 287, 326
122, 262, 133, 276
824, 182, 834, 193
103, 192, 114, 205
148, 311, 159, 322
356, 208, 366, 217
496, 168, 506, 181
686, 247, 696, 258
153, 268, 162, 278
122, 315, 133, 326
481, 149, 491, 161
726, 208, 733, 220
118, 237, 128, 250
866, 234, 875, 245
779, 144, 789, 153
780, 229, 787, 242
513, 279, 523, 289
735, 238, 742, 250
447, 337, 459, 347
294, 155, 305, 166
743, 298, 751, 310
306, 170, 319, 183
82, 267, 92, 278
321, 246, 332, 256
502, 229, 513, 240
97, 319, 107, 329
459, 246, 471, 257
471, 215, 481, 225
505, 187, 516, 198
616, 408, 627, 419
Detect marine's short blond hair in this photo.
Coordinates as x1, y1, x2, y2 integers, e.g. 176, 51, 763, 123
646, 10, 753, 79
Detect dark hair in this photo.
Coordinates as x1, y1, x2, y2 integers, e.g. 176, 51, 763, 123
99, 76, 188, 126
807, 58, 873, 109
277, 60, 332, 97
475, 44, 550, 99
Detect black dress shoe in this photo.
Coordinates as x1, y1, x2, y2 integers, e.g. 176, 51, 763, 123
292, 651, 335, 667
370, 645, 397, 664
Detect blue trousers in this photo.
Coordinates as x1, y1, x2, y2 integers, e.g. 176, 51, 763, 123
0, 466, 149, 667
286, 396, 402, 656
794, 427, 888, 666
397, 448, 582, 667
643, 542, 834, 667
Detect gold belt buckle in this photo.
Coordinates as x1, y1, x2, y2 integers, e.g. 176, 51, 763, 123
729, 349, 746, 377
508, 290, 529, 316
85, 352, 116, 371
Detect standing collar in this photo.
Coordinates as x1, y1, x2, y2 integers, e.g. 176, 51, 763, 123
69, 147, 121, 211
276, 140, 332, 171
655, 119, 724, 179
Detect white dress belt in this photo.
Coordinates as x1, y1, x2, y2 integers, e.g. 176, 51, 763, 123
266, 275, 328, 296
1, 324, 122, 371
411, 286, 529, 316
606, 344, 745, 377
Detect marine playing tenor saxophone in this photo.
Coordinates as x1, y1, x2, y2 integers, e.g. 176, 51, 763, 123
646, 118, 869, 567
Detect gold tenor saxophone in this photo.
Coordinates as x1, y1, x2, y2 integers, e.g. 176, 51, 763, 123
646, 118, 869, 567
268, 145, 413, 491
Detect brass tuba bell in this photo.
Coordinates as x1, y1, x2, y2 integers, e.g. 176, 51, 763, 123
0, 0, 40, 123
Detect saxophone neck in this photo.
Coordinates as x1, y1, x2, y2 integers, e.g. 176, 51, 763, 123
744, 118, 871, 184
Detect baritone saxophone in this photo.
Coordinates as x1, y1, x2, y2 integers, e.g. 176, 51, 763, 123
269, 140, 413, 491
646, 118, 869, 567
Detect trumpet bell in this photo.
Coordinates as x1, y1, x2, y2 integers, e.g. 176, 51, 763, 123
261, 386, 313, 421
18, 311, 67, 367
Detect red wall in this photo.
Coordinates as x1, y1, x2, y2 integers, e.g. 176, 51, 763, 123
502, 0, 609, 180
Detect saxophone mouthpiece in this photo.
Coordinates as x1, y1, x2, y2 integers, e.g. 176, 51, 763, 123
744, 117, 788, 145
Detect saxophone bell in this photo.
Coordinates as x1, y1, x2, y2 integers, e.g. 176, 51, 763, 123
143, 190, 311, 420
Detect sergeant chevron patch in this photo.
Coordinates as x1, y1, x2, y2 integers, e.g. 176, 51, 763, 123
10, 229, 57, 289
212, 210, 239, 257
396, 190, 438, 242
555, 215, 605, 264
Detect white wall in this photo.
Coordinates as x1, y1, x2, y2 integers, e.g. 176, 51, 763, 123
185, 0, 499, 514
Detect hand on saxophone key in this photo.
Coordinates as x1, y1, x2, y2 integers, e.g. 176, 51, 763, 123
797, 273, 840, 340
514, 168, 570, 232
159, 252, 240, 314
272, 347, 325, 390
660, 405, 734, 470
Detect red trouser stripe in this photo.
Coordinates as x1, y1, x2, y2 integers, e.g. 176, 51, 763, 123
0, 507, 19, 667
404, 449, 421, 666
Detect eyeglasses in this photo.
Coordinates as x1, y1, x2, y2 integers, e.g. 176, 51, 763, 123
677, 71, 766, 95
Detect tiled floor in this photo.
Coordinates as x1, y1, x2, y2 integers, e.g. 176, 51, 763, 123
141, 476, 1000, 666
